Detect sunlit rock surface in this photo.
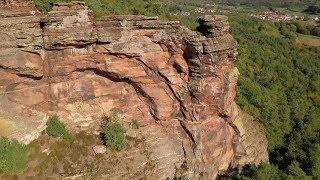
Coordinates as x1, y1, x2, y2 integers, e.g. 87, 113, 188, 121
0, 1, 268, 179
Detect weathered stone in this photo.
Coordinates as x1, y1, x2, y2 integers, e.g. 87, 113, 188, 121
93, 145, 107, 154
0, 1, 268, 179
231, 103, 269, 167
197, 15, 230, 37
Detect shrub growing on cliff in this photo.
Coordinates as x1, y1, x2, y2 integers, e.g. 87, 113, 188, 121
101, 115, 126, 151
130, 119, 140, 129
33, 0, 53, 13
0, 137, 28, 175
46, 115, 72, 141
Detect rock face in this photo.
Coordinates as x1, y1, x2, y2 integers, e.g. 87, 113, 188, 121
0, 1, 268, 179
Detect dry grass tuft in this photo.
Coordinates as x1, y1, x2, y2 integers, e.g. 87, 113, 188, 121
0, 119, 10, 136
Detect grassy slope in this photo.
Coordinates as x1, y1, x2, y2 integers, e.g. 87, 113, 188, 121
0, 132, 153, 179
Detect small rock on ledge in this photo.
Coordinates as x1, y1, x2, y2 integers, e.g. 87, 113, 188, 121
93, 145, 107, 154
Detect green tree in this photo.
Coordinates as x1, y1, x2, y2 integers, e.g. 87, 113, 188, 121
286, 161, 310, 179
254, 164, 282, 180
0, 137, 28, 175
101, 115, 126, 151
46, 115, 72, 141
310, 145, 320, 178
229, 14, 320, 179
130, 119, 140, 129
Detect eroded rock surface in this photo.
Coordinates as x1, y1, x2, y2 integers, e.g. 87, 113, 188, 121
0, 1, 268, 179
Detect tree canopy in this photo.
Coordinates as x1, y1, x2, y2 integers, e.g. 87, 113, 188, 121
227, 14, 320, 179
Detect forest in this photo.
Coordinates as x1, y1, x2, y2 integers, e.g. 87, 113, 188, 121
224, 14, 320, 179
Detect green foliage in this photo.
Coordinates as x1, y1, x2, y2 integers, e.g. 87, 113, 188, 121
46, 115, 72, 141
229, 14, 320, 179
33, 0, 169, 19
26, 132, 104, 176
304, 5, 320, 14
33, 0, 53, 13
275, 21, 320, 38
310, 145, 320, 178
130, 119, 140, 129
34, 0, 75, 13
254, 164, 283, 180
179, 14, 199, 30
286, 161, 311, 179
84, 0, 105, 18
101, 115, 126, 151
0, 137, 28, 175
225, 164, 283, 180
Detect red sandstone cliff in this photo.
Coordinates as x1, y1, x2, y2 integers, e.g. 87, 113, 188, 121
0, 1, 268, 179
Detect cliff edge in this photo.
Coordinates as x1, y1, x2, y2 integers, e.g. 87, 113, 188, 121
0, 1, 268, 179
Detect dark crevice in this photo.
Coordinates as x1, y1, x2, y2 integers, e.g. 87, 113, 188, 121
44, 41, 96, 51
106, 51, 141, 58
0, 65, 14, 71
183, 43, 202, 104
136, 57, 190, 122
196, 24, 212, 37
21, 49, 42, 56
39, 20, 45, 31
183, 44, 199, 60
179, 121, 196, 145
96, 41, 111, 45
182, 142, 187, 157
189, 92, 200, 102
108, 50, 185, 116
137, 55, 189, 120
179, 106, 187, 119
73, 67, 159, 121
74, 41, 95, 48
195, 18, 212, 37
158, 71, 188, 112
218, 113, 229, 119
228, 121, 240, 135
173, 62, 184, 74
137, 58, 190, 122
219, 112, 241, 155
16, 73, 43, 80
135, 58, 159, 77
0, 65, 43, 81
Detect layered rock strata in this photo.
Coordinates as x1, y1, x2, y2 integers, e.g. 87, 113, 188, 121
0, 1, 268, 179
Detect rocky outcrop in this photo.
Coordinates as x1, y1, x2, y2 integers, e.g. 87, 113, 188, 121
231, 103, 269, 167
0, 1, 268, 179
